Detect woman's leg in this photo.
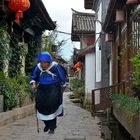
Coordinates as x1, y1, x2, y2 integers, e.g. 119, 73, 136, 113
43, 120, 49, 132
43, 117, 57, 133
49, 117, 57, 131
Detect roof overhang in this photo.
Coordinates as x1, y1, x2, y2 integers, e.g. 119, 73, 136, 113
33, 0, 56, 30
21, 0, 56, 33
71, 32, 95, 41
78, 45, 95, 59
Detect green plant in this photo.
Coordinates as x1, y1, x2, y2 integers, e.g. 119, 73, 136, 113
0, 71, 32, 110
69, 78, 84, 90
0, 26, 11, 73
101, 136, 108, 140
11, 75, 33, 106
131, 49, 140, 99
0, 73, 18, 110
9, 36, 28, 77
112, 94, 140, 123
83, 99, 92, 112
131, 50, 140, 86
2, 87, 17, 110
69, 78, 85, 104
74, 86, 84, 97
11, 76, 29, 107
25, 39, 37, 75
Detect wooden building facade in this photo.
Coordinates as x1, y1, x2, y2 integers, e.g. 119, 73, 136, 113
103, 0, 140, 95
85, 0, 140, 139
0, 0, 56, 76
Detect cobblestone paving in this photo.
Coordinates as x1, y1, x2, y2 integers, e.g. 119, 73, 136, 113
0, 92, 101, 140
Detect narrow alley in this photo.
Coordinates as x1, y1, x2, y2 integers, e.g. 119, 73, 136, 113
0, 92, 101, 140
1, 0, 140, 140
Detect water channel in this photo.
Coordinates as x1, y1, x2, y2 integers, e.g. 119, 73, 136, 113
98, 112, 135, 140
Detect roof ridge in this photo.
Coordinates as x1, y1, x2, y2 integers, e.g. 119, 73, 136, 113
71, 8, 95, 16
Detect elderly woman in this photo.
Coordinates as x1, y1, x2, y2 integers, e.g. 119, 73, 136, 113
30, 52, 67, 134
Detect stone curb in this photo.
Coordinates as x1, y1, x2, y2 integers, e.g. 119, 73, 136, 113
0, 104, 35, 127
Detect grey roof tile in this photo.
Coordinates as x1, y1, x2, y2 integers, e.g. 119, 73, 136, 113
72, 9, 95, 33
71, 9, 95, 41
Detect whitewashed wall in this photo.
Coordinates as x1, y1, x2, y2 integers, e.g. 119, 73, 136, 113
80, 35, 96, 101
94, 2, 102, 104
95, 2, 102, 83
85, 52, 95, 101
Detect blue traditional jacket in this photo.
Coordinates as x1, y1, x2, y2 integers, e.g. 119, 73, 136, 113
30, 61, 66, 85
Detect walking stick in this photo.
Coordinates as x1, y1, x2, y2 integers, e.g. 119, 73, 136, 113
33, 88, 39, 133
36, 108, 39, 133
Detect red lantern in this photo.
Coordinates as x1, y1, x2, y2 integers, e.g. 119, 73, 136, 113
74, 62, 83, 72
8, 0, 30, 24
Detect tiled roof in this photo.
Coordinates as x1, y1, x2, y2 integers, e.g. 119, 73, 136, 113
71, 9, 95, 41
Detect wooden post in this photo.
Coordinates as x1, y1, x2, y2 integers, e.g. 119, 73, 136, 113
122, 82, 125, 95
92, 90, 95, 116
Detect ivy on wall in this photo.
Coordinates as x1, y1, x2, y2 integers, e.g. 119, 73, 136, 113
8, 34, 23, 77
0, 26, 11, 73
0, 26, 29, 77
25, 39, 37, 75
0, 26, 34, 110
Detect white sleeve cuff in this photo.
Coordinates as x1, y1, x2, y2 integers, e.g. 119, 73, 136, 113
63, 84, 67, 87
29, 80, 36, 84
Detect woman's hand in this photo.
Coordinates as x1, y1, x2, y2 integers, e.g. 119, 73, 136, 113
32, 82, 37, 90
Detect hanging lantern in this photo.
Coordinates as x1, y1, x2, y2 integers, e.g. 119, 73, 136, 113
8, 0, 30, 24
126, 0, 139, 5
73, 62, 83, 72
115, 9, 125, 23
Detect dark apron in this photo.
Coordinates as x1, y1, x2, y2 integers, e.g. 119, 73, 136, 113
35, 82, 63, 115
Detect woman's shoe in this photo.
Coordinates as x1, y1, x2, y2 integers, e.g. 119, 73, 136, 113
44, 126, 49, 132
48, 130, 54, 134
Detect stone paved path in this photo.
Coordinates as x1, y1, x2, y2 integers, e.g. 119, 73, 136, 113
0, 92, 101, 140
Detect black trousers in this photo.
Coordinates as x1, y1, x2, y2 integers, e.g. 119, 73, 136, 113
44, 117, 57, 130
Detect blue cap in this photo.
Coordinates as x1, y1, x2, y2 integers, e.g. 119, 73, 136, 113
38, 52, 53, 63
